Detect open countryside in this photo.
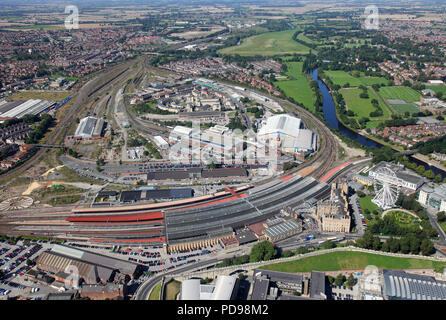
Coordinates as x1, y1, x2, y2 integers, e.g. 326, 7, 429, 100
219, 29, 311, 56
324, 70, 387, 87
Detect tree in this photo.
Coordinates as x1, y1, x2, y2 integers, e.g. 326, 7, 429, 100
437, 212, 446, 223
207, 161, 217, 169
372, 237, 381, 251
420, 239, 435, 256
388, 237, 400, 253
399, 237, 410, 254
296, 247, 309, 254
327, 275, 335, 285
334, 273, 346, 287
381, 241, 390, 252
346, 275, 355, 287
96, 158, 105, 166
408, 235, 421, 255
249, 241, 277, 263
321, 241, 336, 250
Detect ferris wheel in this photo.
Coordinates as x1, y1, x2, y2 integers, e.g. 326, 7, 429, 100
372, 167, 400, 210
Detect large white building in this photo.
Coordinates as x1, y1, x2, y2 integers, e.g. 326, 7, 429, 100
180, 275, 239, 300
418, 183, 446, 213
74, 116, 104, 139
257, 114, 317, 153
369, 161, 424, 192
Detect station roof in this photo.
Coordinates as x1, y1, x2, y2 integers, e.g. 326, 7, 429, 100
383, 269, 446, 300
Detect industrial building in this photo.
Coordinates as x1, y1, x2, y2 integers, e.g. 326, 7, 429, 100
34, 244, 141, 285
251, 269, 324, 300
309, 271, 327, 300
0, 99, 56, 119
74, 116, 105, 139
153, 136, 169, 149
369, 161, 424, 192
257, 114, 318, 154
383, 269, 446, 300
180, 275, 239, 300
418, 183, 446, 213
263, 219, 302, 242
253, 269, 303, 296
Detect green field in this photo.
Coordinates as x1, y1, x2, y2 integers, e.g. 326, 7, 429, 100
426, 85, 446, 96
340, 88, 391, 119
260, 251, 446, 273
378, 86, 421, 103
149, 281, 162, 300
219, 29, 311, 56
388, 103, 420, 115
274, 61, 314, 112
324, 70, 387, 87
358, 195, 381, 214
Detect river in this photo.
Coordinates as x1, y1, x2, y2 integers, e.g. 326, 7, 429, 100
309, 68, 446, 178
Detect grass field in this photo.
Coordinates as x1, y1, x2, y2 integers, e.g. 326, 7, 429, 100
378, 86, 421, 103
260, 251, 446, 273
365, 120, 382, 129
324, 70, 387, 87
340, 88, 391, 119
426, 84, 446, 96
219, 29, 311, 56
149, 281, 162, 300
388, 103, 420, 115
164, 280, 181, 300
8, 91, 71, 102
440, 222, 446, 234
358, 195, 381, 214
274, 61, 314, 112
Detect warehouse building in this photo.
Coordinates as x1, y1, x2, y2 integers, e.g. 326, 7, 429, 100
35, 244, 141, 284
263, 219, 302, 242
257, 114, 318, 153
74, 116, 105, 139
35, 251, 115, 284
180, 275, 239, 300
154, 136, 169, 149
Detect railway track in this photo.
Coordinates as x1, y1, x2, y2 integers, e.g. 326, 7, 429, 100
0, 58, 142, 180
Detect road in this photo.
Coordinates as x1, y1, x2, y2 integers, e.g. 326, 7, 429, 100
133, 258, 219, 300
350, 193, 366, 236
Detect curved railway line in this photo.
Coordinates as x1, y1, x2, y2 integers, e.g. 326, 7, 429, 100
0, 60, 350, 248
0, 58, 144, 181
